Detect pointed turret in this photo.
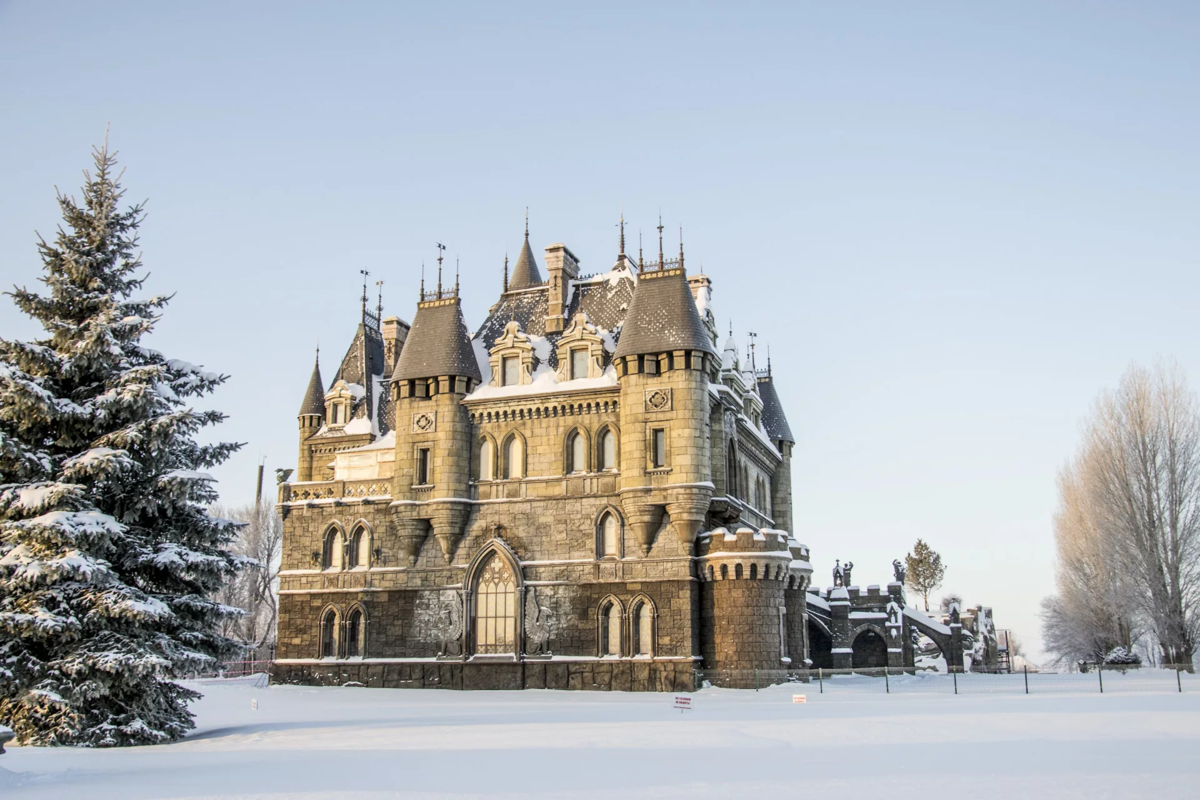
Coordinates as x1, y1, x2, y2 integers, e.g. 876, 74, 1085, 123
394, 297, 482, 384
757, 371, 794, 445
508, 214, 543, 290
614, 265, 715, 360
298, 351, 325, 417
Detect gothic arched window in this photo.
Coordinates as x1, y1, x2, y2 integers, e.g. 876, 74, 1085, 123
502, 434, 524, 479
474, 554, 517, 655
599, 512, 619, 558
346, 607, 364, 658
567, 430, 586, 473
632, 599, 654, 657
320, 608, 339, 658
598, 428, 617, 471
349, 526, 370, 569
322, 528, 344, 571
477, 438, 494, 481
600, 600, 621, 656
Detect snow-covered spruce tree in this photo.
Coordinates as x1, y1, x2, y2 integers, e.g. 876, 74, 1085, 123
0, 142, 245, 746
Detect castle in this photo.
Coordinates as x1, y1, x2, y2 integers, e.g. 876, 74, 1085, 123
273, 217, 966, 691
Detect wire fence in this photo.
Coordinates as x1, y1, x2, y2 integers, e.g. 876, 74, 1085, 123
694, 664, 1198, 695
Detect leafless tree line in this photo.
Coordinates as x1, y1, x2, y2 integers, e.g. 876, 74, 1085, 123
1043, 362, 1200, 669
210, 501, 283, 659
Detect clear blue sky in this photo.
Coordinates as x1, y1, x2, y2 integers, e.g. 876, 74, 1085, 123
3, 2, 1198, 661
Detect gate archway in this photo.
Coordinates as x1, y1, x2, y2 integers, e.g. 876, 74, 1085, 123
851, 628, 888, 669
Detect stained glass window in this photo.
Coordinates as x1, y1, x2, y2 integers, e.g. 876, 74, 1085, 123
474, 555, 516, 654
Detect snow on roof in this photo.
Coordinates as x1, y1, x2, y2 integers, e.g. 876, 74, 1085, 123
465, 364, 619, 401
904, 606, 952, 636
806, 593, 831, 611
343, 430, 397, 453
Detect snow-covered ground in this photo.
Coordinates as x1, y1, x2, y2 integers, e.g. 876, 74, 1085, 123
2, 676, 1199, 799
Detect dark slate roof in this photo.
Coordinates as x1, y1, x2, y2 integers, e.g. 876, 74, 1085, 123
394, 297, 482, 382
757, 374, 795, 444
613, 268, 717, 359
475, 288, 549, 346
298, 354, 325, 416
509, 235, 543, 290
330, 323, 386, 426
571, 260, 636, 332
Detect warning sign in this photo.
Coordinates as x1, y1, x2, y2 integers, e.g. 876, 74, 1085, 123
792, 694, 807, 704
674, 695, 692, 711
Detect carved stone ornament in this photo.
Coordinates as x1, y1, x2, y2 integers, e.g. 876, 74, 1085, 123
524, 587, 552, 656
433, 590, 463, 657
644, 388, 672, 412
412, 411, 437, 433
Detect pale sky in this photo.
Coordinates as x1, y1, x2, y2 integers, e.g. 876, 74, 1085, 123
2, 2, 1198, 663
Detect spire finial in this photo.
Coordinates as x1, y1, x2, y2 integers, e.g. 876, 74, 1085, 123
748, 331, 758, 371
436, 242, 446, 298
359, 269, 370, 319
679, 225, 684, 271
638, 229, 643, 271
525, 207, 529, 239
767, 344, 772, 376
455, 256, 460, 297
657, 213, 664, 271
618, 207, 626, 256
420, 262, 425, 297
375, 279, 384, 323
503, 251, 509, 292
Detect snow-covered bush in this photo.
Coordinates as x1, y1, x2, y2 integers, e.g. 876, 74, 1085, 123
1104, 647, 1142, 667
0, 142, 245, 746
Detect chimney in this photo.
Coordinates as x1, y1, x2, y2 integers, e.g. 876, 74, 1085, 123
381, 316, 410, 377
544, 243, 580, 333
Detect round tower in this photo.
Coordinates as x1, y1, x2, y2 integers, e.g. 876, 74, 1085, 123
697, 527, 795, 686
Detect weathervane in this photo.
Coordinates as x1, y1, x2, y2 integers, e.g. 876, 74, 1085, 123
435, 242, 446, 298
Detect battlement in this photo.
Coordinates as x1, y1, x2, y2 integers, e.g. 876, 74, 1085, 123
696, 526, 790, 555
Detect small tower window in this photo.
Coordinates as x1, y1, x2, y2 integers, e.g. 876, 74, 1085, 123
346, 608, 363, 658
502, 356, 519, 387
600, 601, 621, 656
503, 435, 524, 479
477, 438, 494, 481
320, 608, 338, 658
570, 348, 588, 380
599, 429, 616, 471
651, 429, 666, 468
323, 528, 344, 571
632, 601, 654, 656
417, 448, 431, 485
350, 526, 370, 569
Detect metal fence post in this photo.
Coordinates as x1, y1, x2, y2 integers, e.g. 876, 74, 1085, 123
885, 666, 890, 694
952, 668, 958, 695
1098, 664, 1104, 694
1178, 667, 1183, 694
1024, 664, 1029, 695
819, 667, 824, 694
755, 668, 759, 692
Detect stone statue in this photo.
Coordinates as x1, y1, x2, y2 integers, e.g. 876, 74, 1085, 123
436, 590, 464, 657
893, 558, 906, 583
832, 559, 843, 587
524, 587, 552, 657
275, 468, 293, 484
842, 561, 854, 586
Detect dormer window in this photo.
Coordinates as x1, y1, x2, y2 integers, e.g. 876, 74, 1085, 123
555, 312, 605, 382
324, 380, 356, 429
488, 321, 535, 388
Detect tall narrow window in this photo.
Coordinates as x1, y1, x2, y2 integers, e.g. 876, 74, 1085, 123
633, 601, 653, 656
320, 609, 338, 658
599, 429, 616, 471
600, 513, 619, 558
503, 436, 523, 479
651, 429, 666, 468
323, 529, 344, 571
351, 527, 370, 568
478, 439, 493, 481
502, 355, 519, 386
346, 608, 363, 658
474, 554, 517, 655
568, 431, 586, 473
417, 448, 431, 485
570, 348, 588, 380
600, 602, 621, 656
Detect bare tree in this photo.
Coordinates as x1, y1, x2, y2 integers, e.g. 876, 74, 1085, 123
1045, 362, 1200, 669
211, 501, 283, 657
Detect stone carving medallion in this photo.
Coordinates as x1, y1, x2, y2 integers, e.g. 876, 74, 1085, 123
412, 411, 437, 433
644, 388, 672, 412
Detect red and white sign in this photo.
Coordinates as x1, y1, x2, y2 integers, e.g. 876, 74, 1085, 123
673, 695, 692, 710
792, 694, 807, 704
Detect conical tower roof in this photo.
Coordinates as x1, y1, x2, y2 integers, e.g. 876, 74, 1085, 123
298, 352, 325, 416
394, 297, 482, 382
509, 233, 543, 290
614, 267, 716, 359
757, 373, 794, 444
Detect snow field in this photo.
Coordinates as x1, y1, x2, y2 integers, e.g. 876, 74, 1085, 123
1, 676, 1198, 799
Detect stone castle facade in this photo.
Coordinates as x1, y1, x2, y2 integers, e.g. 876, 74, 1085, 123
273, 219, 958, 691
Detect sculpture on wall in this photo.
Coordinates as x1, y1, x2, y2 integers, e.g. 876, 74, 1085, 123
524, 587, 552, 657
893, 559, 906, 583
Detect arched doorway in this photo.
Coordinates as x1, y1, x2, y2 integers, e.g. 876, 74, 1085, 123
851, 629, 888, 669
808, 620, 833, 669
